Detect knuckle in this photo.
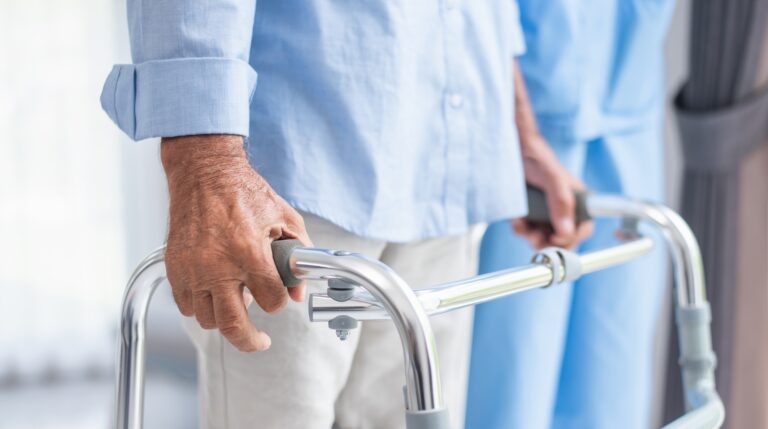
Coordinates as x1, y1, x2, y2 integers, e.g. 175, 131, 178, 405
219, 322, 244, 339
555, 193, 574, 208
230, 233, 266, 265
171, 291, 194, 316
296, 214, 306, 229
196, 316, 216, 330
191, 289, 211, 299
287, 210, 305, 228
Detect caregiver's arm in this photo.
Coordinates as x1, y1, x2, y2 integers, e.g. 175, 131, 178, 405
99, 0, 309, 352
512, 61, 594, 249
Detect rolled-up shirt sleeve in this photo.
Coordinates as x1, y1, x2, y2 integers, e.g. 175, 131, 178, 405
100, 0, 258, 141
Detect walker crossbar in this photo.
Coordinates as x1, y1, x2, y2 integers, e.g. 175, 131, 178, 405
308, 237, 655, 322
115, 194, 724, 429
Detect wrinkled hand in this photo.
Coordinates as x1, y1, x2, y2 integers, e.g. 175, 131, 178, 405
161, 135, 311, 352
515, 134, 594, 249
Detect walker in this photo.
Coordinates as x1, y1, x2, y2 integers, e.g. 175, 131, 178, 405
115, 192, 724, 429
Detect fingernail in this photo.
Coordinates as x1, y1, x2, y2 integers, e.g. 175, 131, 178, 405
257, 334, 272, 351
557, 219, 574, 235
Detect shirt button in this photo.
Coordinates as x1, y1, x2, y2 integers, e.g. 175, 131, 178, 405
446, 0, 458, 10
449, 93, 463, 108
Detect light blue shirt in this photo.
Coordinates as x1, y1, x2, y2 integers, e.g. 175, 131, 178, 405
101, 0, 528, 242
516, 0, 675, 142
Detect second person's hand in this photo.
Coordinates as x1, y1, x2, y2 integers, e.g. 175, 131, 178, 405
515, 134, 594, 250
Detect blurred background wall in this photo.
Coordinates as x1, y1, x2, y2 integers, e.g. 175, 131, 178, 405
0, 0, 757, 428
0, 2, 193, 428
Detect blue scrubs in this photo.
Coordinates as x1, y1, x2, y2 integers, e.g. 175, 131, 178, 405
466, 1, 675, 428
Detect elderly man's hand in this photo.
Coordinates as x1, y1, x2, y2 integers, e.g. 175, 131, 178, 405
515, 134, 594, 250
160, 135, 311, 352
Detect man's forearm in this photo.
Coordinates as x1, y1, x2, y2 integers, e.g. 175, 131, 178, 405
161, 135, 247, 180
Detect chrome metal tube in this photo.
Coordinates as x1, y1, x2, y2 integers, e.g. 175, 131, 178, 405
586, 195, 707, 307
589, 195, 721, 428
309, 238, 655, 322
288, 248, 443, 412
579, 237, 654, 273
116, 246, 167, 429
115, 245, 443, 425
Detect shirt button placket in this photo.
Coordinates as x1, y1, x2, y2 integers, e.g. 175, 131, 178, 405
441, 0, 469, 233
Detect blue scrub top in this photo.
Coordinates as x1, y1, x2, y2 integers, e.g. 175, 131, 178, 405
517, 0, 676, 142
467, 3, 676, 429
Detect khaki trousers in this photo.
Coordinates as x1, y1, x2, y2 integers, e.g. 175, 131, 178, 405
184, 213, 484, 429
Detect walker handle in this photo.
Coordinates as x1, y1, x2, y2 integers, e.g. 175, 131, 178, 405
272, 239, 304, 287
272, 186, 588, 287
524, 184, 591, 224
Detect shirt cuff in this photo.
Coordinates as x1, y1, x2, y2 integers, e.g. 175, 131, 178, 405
100, 57, 258, 141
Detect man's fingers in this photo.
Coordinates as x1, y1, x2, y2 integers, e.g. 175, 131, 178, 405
170, 285, 194, 317
212, 289, 272, 352
283, 207, 314, 247
246, 271, 290, 313
242, 240, 290, 313
528, 231, 547, 250
233, 231, 291, 313
512, 219, 548, 249
512, 218, 531, 235
283, 213, 312, 302
544, 179, 577, 243
287, 283, 306, 302
193, 292, 217, 330
165, 263, 195, 316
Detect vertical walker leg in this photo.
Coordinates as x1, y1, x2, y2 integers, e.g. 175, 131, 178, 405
115, 248, 166, 429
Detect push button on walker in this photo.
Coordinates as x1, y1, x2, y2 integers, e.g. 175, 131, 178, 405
327, 278, 357, 302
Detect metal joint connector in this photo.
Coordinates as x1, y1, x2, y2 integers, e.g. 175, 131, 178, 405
531, 247, 583, 286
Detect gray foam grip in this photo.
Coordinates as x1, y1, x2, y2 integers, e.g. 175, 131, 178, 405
524, 184, 591, 224
271, 239, 304, 287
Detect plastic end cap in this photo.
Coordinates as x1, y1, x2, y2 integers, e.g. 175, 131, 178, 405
271, 239, 304, 287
